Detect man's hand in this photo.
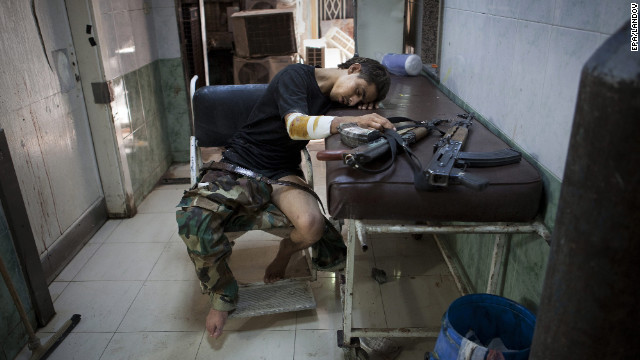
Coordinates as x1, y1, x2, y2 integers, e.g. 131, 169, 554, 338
358, 101, 379, 110
206, 308, 228, 339
331, 113, 395, 134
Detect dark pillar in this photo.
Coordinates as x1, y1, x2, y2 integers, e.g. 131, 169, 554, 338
530, 21, 640, 359
0, 129, 55, 325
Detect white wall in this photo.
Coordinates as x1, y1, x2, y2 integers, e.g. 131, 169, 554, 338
356, 0, 405, 59
152, 0, 182, 59
88, 0, 185, 206
0, 0, 104, 252
440, 0, 630, 179
93, 0, 181, 80
0, 0, 103, 253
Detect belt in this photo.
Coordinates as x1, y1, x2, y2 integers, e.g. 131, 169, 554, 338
201, 161, 326, 213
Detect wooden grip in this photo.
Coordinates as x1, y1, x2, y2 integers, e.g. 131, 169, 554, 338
316, 149, 348, 161
451, 125, 468, 143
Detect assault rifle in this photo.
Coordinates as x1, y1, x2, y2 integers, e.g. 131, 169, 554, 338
316, 118, 448, 174
317, 114, 522, 191
424, 114, 522, 190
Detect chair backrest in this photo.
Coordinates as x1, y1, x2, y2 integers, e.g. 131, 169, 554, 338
192, 84, 268, 147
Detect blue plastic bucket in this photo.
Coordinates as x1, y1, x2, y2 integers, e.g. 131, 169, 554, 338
429, 294, 536, 360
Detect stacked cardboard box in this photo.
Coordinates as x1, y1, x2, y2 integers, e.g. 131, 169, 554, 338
231, 9, 297, 84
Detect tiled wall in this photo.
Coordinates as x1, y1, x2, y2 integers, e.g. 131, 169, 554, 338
440, 0, 629, 180
159, 58, 191, 162
112, 63, 172, 204
93, 0, 190, 205
434, 0, 630, 312
0, 206, 35, 360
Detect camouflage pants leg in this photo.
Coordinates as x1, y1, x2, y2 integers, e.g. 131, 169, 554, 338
312, 218, 347, 271
175, 170, 290, 312
175, 169, 347, 311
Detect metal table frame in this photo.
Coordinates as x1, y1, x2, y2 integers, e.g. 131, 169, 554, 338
338, 218, 551, 348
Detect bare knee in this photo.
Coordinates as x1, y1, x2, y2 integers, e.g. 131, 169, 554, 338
293, 213, 324, 245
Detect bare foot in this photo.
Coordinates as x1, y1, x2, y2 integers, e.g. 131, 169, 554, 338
206, 308, 228, 339
264, 238, 295, 283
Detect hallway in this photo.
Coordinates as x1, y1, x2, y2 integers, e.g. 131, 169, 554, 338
16, 144, 460, 359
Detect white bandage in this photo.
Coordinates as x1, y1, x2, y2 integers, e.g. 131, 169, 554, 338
285, 113, 334, 140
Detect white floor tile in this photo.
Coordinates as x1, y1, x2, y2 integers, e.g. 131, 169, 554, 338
352, 277, 387, 328
148, 241, 196, 281
101, 331, 203, 360
196, 330, 295, 360
352, 246, 377, 279
392, 338, 437, 360
154, 182, 190, 190
317, 269, 342, 278
353, 337, 437, 360
88, 220, 121, 244
106, 213, 177, 243
137, 188, 184, 213
48, 281, 69, 302
225, 311, 298, 331
40, 281, 143, 333
227, 239, 280, 284
163, 162, 191, 179
118, 280, 209, 332
296, 277, 342, 330
228, 239, 310, 284
371, 234, 450, 277
16, 332, 113, 360
294, 329, 345, 360
54, 243, 101, 281
380, 275, 459, 329
374, 253, 450, 278
73, 243, 166, 281
168, 230, 182, 243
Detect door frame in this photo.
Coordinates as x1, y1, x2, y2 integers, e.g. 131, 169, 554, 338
64, 0, 135, 218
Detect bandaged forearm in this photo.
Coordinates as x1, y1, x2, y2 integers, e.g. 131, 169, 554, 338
285, 113, 334, 140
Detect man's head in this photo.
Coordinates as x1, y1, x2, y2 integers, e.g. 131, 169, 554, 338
336, 57, 391, 105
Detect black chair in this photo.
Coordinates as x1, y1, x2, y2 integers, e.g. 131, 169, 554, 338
189, 77, 314, 189
186, 78, 319, 318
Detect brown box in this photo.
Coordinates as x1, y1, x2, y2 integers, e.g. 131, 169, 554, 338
244, 0, 278, 10
231, 9, 297, 58
233, 55, 295, 84
208, 32, 234, 49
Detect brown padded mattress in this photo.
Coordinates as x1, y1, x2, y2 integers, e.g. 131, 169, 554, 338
325, 76, 542, 222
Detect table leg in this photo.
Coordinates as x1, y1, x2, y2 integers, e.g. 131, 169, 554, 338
486, 234, 508, 294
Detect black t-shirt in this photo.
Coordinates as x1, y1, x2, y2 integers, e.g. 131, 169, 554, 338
223, 64, 332, 176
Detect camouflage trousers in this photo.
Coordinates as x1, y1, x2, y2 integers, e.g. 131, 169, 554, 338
175, 169, 346, 312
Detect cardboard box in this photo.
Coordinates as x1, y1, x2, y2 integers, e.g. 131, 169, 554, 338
233, 55, 296, 84
231, 9, 297, 58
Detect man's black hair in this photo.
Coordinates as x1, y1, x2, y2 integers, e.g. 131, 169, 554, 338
338, 57, 391, 102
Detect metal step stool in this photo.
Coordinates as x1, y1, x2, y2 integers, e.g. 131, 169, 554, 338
230, 280, 316, 318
